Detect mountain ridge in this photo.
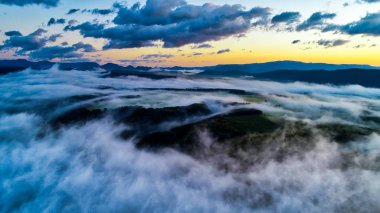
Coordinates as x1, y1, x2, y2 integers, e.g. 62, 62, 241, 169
0, 59, 378, 73
251, 68, 380, 88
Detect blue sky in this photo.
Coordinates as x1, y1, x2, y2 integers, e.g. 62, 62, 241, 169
0, 0, 379, 66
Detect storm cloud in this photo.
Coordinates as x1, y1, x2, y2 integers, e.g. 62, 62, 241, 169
339, 12, 380, 36
29, 42, 95, 60
47, 18, 65, 26
67, 8, 80, 15
29, 46, 83, 60
271, 12, 301, 24
90, 8, 114, 15
72, 42, 96, 52
297, 12, 336, 31
4, 31, 22, 37
0, 28, 48, 52
65, 0, 271, 49
319, 12, 380, 37
47, 33, 61, 42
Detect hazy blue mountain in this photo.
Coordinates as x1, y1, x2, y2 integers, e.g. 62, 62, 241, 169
58, 62, 101, 71
198, 60, 379, 75
196, 69, 251, 77
253, 68, 380, 88
1, 59, 379, 77
0, 59, 54, 70
0, 59, 155, 72
101, 63, 128, 71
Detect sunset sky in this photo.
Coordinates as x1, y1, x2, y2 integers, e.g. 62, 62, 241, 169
0, 0, 379, 66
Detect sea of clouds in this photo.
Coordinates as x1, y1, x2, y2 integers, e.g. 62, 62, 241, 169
1, 67, 380, 212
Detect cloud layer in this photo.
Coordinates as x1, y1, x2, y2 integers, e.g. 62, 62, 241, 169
65, 0, 271, 49
1, 67, 380, 212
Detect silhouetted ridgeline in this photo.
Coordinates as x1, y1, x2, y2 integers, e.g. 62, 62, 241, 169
0, 59, 151, 73
1, 59, 378, 73
1, 59, 380, 88
252, 69, 380, 88
198, 60, 378, 74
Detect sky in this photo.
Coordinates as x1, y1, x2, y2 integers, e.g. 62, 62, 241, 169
0, 0, 379, 67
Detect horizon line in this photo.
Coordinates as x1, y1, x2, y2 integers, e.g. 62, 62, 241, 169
1, 58, 379, 68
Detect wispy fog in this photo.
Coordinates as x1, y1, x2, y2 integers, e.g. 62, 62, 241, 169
1, 67, 380, 212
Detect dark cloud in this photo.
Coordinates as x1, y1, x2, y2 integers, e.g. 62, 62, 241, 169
321, 24, 340, 33
66, 0, 271, 49
4, 31, 22, 37
47, 18, 65, 26
67, 8, 80, 15
64, 22, 105, 37
90, 9, 114, 15
0, 0, 59, 7
292, 40, 301, 44
113, 0, 188, 25
0, 28, 48, 52
61, 41, 68, 46
29, 46, 83, 60
192, 52, 203, 56
217, 49, 231, 54
321, 12, 380, 37
317, 39, 349, 48
67, 19, 78, 25
48, 33, 61, 42
29, 42, 95, 60
296, 12, 336, 31
0, 27, 95, 60
140, 54, 174, 59
339, 13, 380, 36
29, 28, 47, 36
192, 43, 213, 49
271, 12, 301, 24
72, 42, 96, 52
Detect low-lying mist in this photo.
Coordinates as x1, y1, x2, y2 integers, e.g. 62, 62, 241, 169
1, 67, 380, 212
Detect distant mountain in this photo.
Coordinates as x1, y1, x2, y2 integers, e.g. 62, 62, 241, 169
101, 63, 152, 72
0, 66, 26, 75
0, 59, 153, 74
0, 59, 54, 70
0, 59, 103, 71
197, 69, 252, 77
252, 68, 380, 88
101, 63, 127, 71
59, 62, 100, 71
199, 61, 379, 75
0, 59, 34, 68
0, 59, 55, 74
2, 59, 380, 88
106, 70, 176, 80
